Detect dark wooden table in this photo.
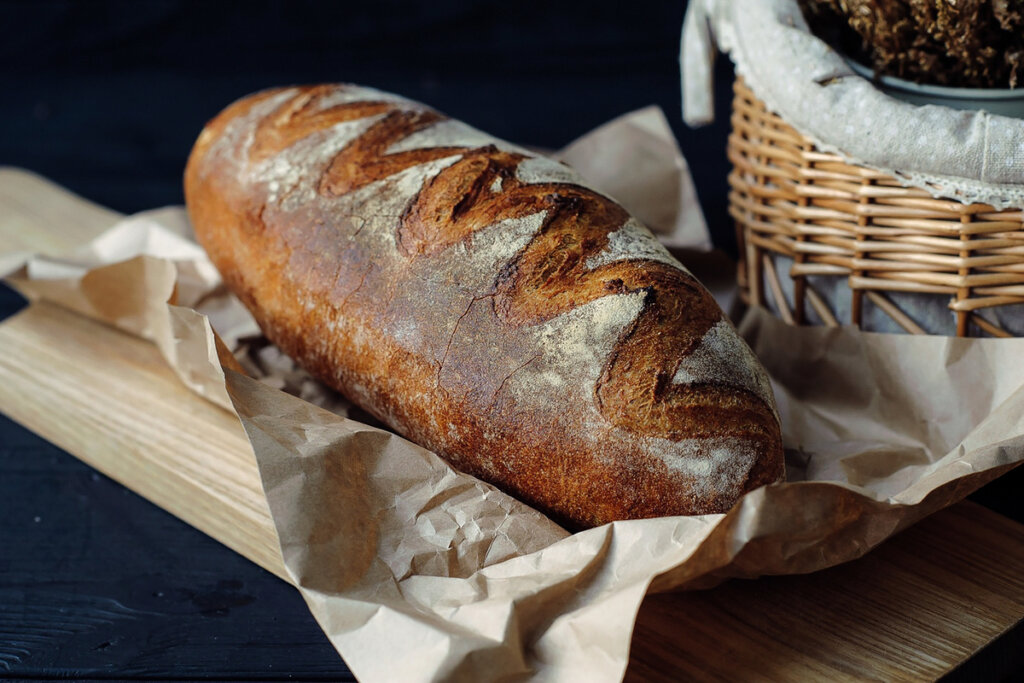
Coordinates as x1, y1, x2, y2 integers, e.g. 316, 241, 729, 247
2, 265, 1023, 683
0, 285, 355, 681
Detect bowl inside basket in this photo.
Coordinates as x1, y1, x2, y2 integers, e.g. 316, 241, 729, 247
847, 60, 1024, 119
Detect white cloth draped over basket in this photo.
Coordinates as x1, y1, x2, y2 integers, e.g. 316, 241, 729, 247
681, 0, 1024, 210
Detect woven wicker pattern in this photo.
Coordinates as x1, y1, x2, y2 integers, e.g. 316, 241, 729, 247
728, 78, 1024, 337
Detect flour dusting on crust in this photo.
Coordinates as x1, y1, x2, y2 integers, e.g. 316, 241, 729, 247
205, 89, 297, 176
499, 291, 646, 406
673, 320, 777, 417
385, 119, 529, 156
455, 211, 548, 290
534, 290, 646, 378
585, 217, 691, 273
514, 156, 581, 187
634, 435, 760, 502
252, 115, 386, 206
306, 85, 412, 111
329, 155, 463, 251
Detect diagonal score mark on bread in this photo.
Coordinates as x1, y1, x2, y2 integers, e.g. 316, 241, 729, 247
255, 86, 779, 446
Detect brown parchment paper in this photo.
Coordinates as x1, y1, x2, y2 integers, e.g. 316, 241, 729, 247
3, 107, 1023, 682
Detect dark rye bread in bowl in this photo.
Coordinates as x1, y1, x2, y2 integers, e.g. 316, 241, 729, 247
184, 85, 784, 529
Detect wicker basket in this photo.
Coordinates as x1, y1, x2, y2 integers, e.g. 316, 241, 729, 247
728, 78, 1024, 337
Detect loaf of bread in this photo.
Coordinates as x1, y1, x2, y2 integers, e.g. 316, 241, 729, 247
184, 85, 784, 528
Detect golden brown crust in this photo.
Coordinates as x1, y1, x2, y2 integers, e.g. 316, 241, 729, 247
185, 85, 784, 529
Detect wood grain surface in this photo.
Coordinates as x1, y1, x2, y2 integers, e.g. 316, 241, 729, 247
0, 293, 1022, 681
0, 406, 353, 681
1, 169, 1023, 680
0, 167, 119, 255
0, 302, 286, 582
629, 501, 1024, 681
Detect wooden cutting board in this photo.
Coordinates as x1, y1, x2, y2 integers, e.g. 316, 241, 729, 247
1, 168, 1023, 681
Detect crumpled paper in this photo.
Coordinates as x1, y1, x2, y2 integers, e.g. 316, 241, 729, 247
3, 105, 1023, 682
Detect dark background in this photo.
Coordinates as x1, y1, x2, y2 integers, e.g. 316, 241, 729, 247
0, 0, 1020, 679
0, 0, 740, 253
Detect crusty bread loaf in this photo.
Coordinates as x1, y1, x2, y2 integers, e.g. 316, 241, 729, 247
184, 85, 784, 528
